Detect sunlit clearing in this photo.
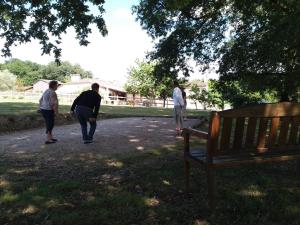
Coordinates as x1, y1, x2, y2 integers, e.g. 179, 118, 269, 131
145, 197, 160, 207
136, 146, 144, 151
129, 138, 140, 143
22, 205, 39, 215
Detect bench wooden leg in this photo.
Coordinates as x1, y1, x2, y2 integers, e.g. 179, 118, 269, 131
184, 159, 190, 192
207, 167, 216, 210
297, 160, 300, 178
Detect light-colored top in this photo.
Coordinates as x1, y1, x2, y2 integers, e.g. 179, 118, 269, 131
173, 87, 184, 106
39, 89, 58, 111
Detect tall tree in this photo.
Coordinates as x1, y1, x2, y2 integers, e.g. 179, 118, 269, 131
125, 60, 175, 107
134, 0, 300, 102
0, 0, 107, 61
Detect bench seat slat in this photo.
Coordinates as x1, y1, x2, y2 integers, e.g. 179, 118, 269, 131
186, 148, 300, 167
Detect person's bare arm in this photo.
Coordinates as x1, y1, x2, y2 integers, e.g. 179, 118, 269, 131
50, 92, 59, 115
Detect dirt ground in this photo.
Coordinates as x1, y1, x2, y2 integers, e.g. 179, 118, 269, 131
0, 117, 200, 160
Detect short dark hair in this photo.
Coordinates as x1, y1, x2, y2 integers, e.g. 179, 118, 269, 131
49, 80, 58, 89
91, 83, 99, 90
173, 81, 179, 87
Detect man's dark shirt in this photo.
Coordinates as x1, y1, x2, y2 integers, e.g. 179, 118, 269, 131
71, 90, 101, 117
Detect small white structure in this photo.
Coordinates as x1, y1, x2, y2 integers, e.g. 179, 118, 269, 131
32, 79, 53, 92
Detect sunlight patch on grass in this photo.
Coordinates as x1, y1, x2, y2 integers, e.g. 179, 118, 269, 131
46, 199, 61, 208
22, 204, 39, 215
240, 185, 266, 197
9, 168, 37, 175
145, 197, 160, 207
162, 180, 171, 186
105, 160, 124, 168
0, 192, 18, 203
0, 177, 10, 189
136, 146, 145, 151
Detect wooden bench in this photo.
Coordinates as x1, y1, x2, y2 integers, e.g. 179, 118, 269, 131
183, 102, 300, 209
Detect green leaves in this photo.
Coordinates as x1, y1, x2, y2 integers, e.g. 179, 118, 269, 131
1, 59, 93, 86
0, 0, 107, 61
134, 0, 300, 102
125, 60, 175, 103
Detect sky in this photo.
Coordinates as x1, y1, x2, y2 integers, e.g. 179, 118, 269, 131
0, 0, 217, 82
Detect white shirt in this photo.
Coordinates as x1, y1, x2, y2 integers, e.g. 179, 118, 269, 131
39, 89, 58, 110
173, 87, 184, 106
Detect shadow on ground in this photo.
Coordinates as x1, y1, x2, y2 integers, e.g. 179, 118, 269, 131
0, 141, 299, 225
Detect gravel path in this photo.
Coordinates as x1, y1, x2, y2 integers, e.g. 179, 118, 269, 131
0, 117, 200, 159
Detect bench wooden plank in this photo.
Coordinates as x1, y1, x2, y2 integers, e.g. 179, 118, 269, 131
257, 118, 269, 152
208, 112, 221, 156
183, 103, 300, 210
233, 117, 245, 151
278, 117, 290, 145
220, 117, 232, 152
289, 118, 300, 145
268, 117, 280, 147
245, 117, 258, 148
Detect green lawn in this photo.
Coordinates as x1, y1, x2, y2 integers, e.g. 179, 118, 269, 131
0, 102, 207, 118
0, 141, 299, 225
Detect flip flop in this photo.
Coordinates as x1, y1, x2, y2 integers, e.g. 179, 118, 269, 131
52, 139, 58, 142
45, 140, 56, 144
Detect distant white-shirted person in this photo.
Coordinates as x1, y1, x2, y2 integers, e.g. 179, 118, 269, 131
173, 81, 184, 135
39, 80, 59, 144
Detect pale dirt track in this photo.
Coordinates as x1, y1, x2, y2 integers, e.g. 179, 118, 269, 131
0, 117, 200, 160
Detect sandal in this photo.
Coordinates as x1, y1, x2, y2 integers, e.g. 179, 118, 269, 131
52, 139, 58, 142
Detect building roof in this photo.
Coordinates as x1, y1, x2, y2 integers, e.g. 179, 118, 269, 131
58, 78, 126, 93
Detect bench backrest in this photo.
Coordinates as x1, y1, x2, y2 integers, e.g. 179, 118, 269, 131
207, 102, 300, 157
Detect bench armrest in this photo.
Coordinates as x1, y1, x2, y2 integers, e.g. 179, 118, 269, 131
183, 128, 208, 140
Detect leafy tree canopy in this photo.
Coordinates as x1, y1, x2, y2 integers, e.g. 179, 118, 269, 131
0, 58, 92, 86
0, 0, 107, 61
134, 0, 300, 101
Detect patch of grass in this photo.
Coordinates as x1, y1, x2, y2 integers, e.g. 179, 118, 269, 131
0, 102, 206, 118
0, 143, 299, 225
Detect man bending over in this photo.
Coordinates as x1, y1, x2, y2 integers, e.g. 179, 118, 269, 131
71, 83, 101, 144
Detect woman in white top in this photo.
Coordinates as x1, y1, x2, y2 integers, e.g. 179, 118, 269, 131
39, 80, 59, 144
173, 81, 184, 135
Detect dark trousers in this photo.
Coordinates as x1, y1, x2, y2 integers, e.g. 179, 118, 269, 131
75, 105, 97, 141
41, 109, 55, 134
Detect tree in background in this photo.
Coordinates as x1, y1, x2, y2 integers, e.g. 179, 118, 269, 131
39, 61, 92, 82
134, 0, 300, 104
0, 59, 42, 86
0, 70, 17, 91
0, 59, 93, 86
0, 0, 107, 62
189, 80, 226, 110
125, 60, 176, 107
213, 79, 276, 108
